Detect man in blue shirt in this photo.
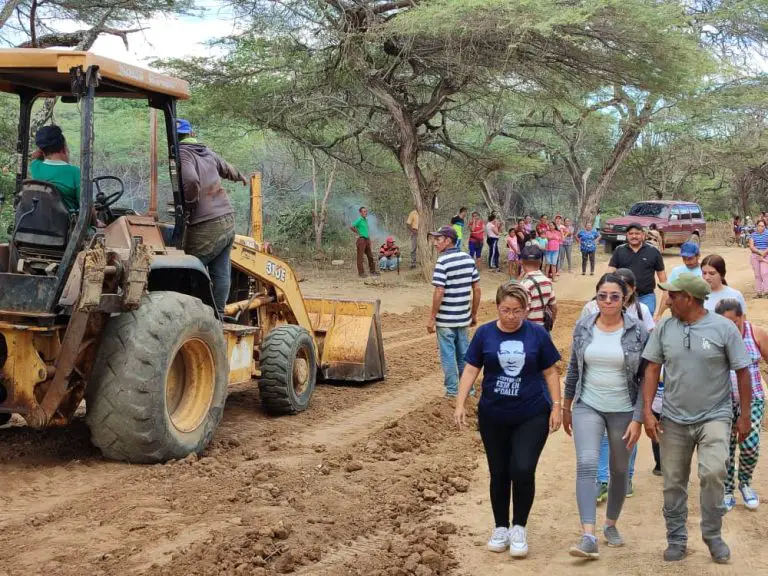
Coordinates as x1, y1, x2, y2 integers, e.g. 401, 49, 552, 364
654, 241, 701, 322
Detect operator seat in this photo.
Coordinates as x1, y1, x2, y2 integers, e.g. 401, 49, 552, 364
11, 179, 74, 275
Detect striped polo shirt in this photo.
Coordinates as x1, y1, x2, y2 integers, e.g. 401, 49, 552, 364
521, 270, 557, 326
752, 230, 768, 250
432, 248, 480, 328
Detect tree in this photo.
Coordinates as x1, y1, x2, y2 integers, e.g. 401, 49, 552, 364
2, 0, 194, 50
1, 0, 195, 130
163, 0, 709, 277
311, 155, 338, 252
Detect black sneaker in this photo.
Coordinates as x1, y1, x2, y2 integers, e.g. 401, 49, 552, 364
663, 543, 687, 562
704, 537, 730, 564
652, 466, 662, 477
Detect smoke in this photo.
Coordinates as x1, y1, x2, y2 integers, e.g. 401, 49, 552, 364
343, 201, 394, 242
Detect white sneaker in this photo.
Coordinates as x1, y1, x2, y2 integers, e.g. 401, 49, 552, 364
740, 485, 760, 510
509, 525, 528, 558
724, 493, 736, 512
487, 527, 509, 552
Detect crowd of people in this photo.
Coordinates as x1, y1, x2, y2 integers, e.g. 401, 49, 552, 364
425, 217, 765, 566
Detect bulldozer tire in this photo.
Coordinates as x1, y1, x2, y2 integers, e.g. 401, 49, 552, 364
85, 291, 228, 463
259, 325, 316, 415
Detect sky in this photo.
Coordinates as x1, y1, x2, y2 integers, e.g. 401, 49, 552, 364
0, 0, 238, 71
90, 3, 239, 69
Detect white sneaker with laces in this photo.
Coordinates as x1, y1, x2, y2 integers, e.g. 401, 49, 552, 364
741, 485, 760, 510
724, 493, 736, 512
509, 525, 528, 558
487, 527, 509, 552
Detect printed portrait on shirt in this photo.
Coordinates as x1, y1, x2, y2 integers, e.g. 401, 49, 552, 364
498, 340, 525, 377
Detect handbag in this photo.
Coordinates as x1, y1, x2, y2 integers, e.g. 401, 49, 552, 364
530, 277, 554, 332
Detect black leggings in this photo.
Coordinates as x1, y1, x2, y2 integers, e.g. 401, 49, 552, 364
581, 250, 596, 274
487, 237, 499, 269
478, 409, 550, 528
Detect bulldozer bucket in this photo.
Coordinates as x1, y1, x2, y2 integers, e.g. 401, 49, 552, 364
304, 298, 386, 383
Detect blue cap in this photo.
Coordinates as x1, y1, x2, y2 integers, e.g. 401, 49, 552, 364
176, 118, 192, 134
680, 241, 700, 257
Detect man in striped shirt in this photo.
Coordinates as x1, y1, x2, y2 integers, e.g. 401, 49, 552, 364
427, 226, 481, 397
520, 245, 558, 330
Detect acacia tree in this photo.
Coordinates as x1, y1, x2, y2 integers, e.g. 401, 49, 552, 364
164, 0, 713, 276
1, 0, 194, 50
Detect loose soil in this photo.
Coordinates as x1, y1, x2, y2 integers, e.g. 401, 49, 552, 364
1, 245, 767, 575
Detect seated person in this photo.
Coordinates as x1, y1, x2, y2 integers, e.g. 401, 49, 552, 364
378, 236, 400, 271
29, 125, 81, 213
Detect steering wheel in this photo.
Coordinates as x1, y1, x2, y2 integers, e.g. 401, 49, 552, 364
93, 176, 125, 224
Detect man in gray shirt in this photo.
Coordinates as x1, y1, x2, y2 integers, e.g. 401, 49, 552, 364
641, 273, 752, 564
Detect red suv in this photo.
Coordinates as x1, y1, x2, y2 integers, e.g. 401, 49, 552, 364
601, 201, 706, 252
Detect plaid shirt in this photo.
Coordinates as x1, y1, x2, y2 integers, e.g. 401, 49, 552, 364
731, 320, 765, 404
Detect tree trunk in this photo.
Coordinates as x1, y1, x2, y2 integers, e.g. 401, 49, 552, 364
310, 157, 336, 253
577, 125, 644, 227
367, 78, 437, 280
399, 151, 435, 281
479, 177, 503, 218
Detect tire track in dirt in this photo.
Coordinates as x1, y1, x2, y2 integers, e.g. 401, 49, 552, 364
0, 307, 482, 576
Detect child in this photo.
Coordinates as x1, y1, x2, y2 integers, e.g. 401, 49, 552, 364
545, 222, 562, 279
506, 227, 520, 278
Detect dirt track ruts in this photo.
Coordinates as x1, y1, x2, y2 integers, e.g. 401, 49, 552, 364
0, 301, 508, 576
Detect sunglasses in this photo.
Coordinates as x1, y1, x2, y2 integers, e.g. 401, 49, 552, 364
596, 292, 623, 303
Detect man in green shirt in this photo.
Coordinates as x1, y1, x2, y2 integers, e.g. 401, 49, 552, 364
349, 206, 378, 278
29, 125, 81, 213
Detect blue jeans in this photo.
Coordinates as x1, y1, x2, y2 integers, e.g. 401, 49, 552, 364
436, 326, 469, 396
598, 432, 637, 483
378, 256, 399, 271
638, 292, 657, 316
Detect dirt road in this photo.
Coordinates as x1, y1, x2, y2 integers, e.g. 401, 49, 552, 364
1, 245, 766, 575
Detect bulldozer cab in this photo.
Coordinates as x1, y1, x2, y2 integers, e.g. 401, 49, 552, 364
0, 49, 190, 316
0, 50, 385, 462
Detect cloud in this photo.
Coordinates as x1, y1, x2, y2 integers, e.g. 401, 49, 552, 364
89, 11, 239, 70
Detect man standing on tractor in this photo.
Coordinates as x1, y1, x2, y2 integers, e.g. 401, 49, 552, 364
177, 118, 248, 316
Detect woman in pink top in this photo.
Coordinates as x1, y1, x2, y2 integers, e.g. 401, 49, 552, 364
506, 227, 520, 279
545, 222, 562, 279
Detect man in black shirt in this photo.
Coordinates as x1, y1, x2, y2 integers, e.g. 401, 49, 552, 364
607, 222, 667, 315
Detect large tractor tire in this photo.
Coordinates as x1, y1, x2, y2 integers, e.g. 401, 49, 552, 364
85, 292, 228, 463
259, 325, 316, 415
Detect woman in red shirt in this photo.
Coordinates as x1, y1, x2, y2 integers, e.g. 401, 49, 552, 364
468, 211, 485, 267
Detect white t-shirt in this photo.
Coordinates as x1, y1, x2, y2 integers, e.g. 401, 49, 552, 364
704, 285, 748, 316
485, 221, 499, 239
580, 325, 633, 413
579, 299, 655, 332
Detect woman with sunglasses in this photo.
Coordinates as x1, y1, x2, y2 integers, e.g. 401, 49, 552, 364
580, 268, 654, 332
563, 273, 649, 559
580, 268, 654, 498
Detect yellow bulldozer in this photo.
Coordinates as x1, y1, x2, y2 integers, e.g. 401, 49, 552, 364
0, 49, 386, 463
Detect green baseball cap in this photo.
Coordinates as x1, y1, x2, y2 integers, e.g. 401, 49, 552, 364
658, 272, 710, 300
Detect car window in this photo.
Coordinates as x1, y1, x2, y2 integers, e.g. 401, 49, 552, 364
628, 202, 665, 217
678, 205, 692, 220
690, 205, 703, 219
